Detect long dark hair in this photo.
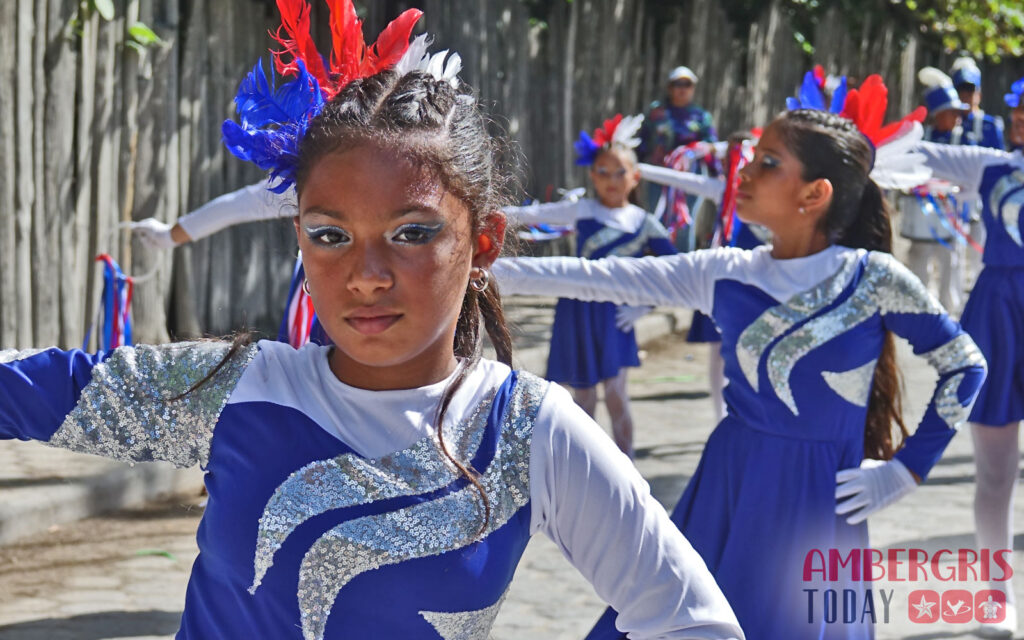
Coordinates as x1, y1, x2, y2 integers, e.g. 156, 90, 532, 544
775, 109, 907, 460
292, 69, 520, 531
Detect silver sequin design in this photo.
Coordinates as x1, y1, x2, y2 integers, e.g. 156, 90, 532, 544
922, 333, 986, 376
249, 388, 498, 592
736, 251, 861, 391
419, 589, 509, 640
821, 359, 878, 407
296, 373, 546, 640
766, 253, 944, 415
999, 187, 1024, 247
0, 348, 47, 364
47, 342, 256, 468
988, 171, 1024, 247
935, 372, 970, 429
581, 217, 661, 260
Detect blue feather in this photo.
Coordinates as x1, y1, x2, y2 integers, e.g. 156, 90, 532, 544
829, 77, 848, 113
574, 131, 600, 166
786, 97, 801, 111
798, 71, 825, 110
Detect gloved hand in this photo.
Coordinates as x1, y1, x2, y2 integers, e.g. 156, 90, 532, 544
132, 218, 179, 249
835, 458, 917, 525
614, 305, 653, 332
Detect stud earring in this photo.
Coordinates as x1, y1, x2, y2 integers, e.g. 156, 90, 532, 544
798, 207, 807, 215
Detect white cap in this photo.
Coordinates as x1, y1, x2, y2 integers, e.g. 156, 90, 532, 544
668, 66, 698, 84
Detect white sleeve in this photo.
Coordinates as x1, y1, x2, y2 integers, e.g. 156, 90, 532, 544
177, 180, 298, 241
502, 199, 586, 226
492, 250, 724, 314
639, 164, 725, 204
528, 384, 744, 640
916, 142, 1013, 193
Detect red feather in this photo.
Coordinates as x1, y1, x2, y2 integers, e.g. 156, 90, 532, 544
272, 0, 329, 86
813, 64, 826, 89
327, 0, 365, 92
874, 106, 927, 145
361, 9, 423, 77
593, 114, 623, 147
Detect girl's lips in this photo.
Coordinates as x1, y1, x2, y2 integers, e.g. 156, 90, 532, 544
345, 314, 402, 335
736, 191, 751, 200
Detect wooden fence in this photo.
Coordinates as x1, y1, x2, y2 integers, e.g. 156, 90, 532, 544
2, 0, 1022, 348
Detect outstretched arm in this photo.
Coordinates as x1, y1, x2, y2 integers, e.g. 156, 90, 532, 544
493, 250, 725, 313
501, 198, 586, 227
134, 180, 297, 249
530, 383, 744, 639
638, 163, 725, 204
0, 343, 255, 468
916, 141, 1015, 193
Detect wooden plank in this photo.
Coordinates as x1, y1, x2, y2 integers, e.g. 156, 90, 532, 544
15, 0, 36, 347
0, 0, 18, 347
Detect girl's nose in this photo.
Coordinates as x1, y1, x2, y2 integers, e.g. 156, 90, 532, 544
346, 243, 394, 295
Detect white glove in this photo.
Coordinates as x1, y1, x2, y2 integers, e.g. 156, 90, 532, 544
615, 305, 653, 332
835, 458, 917, 525
132, 218, 179, 249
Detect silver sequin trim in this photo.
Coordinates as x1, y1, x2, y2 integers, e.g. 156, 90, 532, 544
1000, 187, 1024, 247
296, 373, 546, 640
821, 359, 878, 407
420, 589, 509, 640
47, 342, 256, 468
249, 387, 498, 592
766, 253, 944, 415
987, 170, 1024, 228
580, 225, 629, 259
922, 333, 986, 376
936, 372, 970, 430
0, 348, 47, 364
735, 251, 860, 391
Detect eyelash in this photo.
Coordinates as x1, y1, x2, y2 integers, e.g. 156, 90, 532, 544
759, 156, 779, 169
303, 223, 443, 247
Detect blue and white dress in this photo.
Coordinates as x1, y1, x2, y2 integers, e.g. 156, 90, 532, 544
506, 199, 676, 387
494, 246, 987, 639
0, 342, 742, 640
918, 142, 1024, 425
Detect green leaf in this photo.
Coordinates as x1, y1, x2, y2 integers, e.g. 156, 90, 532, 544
125, 39, 146, 55
135, 549, 178, 561
91, 0, 115, 21
129, 22, 162, 45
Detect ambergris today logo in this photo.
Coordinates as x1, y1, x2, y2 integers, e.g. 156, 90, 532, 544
802, 547, 1014, 625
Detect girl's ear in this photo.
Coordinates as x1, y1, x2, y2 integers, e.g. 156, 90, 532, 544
473, 211, 507, 267
293, 215, 302, 242
801, 177, 834, 216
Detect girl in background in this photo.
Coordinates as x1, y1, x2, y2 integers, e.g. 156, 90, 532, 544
503, 115, 676, 457
495, 78, 986, 639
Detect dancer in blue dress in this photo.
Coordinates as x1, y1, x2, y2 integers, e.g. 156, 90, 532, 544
494, 77, 987, 639
916, 111, 1024, 636
503, 114, 676, 457
0, 3, 745, 639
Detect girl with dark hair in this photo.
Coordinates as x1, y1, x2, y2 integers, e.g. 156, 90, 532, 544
0, 2, 745, 639
502, 115, 677, 458
494, 79, 988, 639
914, 107, 1024, 636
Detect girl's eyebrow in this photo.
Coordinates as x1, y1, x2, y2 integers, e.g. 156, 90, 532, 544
299, 203, 444, 221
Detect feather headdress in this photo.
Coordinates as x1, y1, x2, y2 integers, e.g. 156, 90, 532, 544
786, 65, 847, 113
1005, 77, 1024, 108
790, 73, 929, 190
574, 114, 644, 166
223, 0, 462, 192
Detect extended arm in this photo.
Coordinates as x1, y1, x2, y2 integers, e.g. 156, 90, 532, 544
530, 384, 744, 639
916, 141, 1013, 193
638, 163, 725, 204
501, 198, 586, 227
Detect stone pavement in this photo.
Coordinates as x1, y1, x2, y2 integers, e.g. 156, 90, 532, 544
0, 302, 1019, 639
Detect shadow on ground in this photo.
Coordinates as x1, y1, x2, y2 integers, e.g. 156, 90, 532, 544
0, 610, 180, 639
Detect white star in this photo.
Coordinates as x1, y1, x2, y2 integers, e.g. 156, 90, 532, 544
912, 595, 936, 618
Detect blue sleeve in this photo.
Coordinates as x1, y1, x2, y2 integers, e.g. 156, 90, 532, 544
641, 215, 678, 256
983, 118, 1005, 150
0, 342, 256, 468
877, 261, 987, 480
0, 349, 110, 442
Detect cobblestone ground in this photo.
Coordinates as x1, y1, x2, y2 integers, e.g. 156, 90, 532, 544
0, 332, 1020, 639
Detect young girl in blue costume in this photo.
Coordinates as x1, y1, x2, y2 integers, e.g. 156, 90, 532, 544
915, 80, 1024, 634
0, 2, 746, 639
503, 115, 676, 457
493, 76, 988, 639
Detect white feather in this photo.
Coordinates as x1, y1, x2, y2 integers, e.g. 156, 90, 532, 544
918, 66, 953, 88
611, 114, 644, 150
394, 34, 431, 75
951, 56, 979, 75
393, 34, 461, 88
871, 121, 930, 190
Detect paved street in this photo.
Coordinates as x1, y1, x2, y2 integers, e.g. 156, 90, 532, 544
0, 320, 1019, 639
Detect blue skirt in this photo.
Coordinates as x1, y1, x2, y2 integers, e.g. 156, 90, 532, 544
546, 298, 640, 388
586, 416, 872, 640
686, 310, 722, 343
960, 266, 1024, 425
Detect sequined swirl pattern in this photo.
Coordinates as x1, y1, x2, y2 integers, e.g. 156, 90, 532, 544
988, 171, 1024, 247
935, 372, 971, 429
580, 226, 630, 259
922, 333, 986, 376
249, 388, 498, 592
736, 251, 860, 391
999, 188, 1024, 247
296, 373, 546, 640
47, 342, 256, 468
766, 253, 944, 415
0, 348, 47, 364
821, 359, 878, 408
419, 589, 509, 640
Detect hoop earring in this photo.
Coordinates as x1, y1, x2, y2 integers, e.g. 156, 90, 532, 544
302, 278, 312, 295
469, 268, 490, 293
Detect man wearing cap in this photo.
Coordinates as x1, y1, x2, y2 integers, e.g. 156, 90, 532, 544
900, 67, 973, 312
639, 66, 717, 251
